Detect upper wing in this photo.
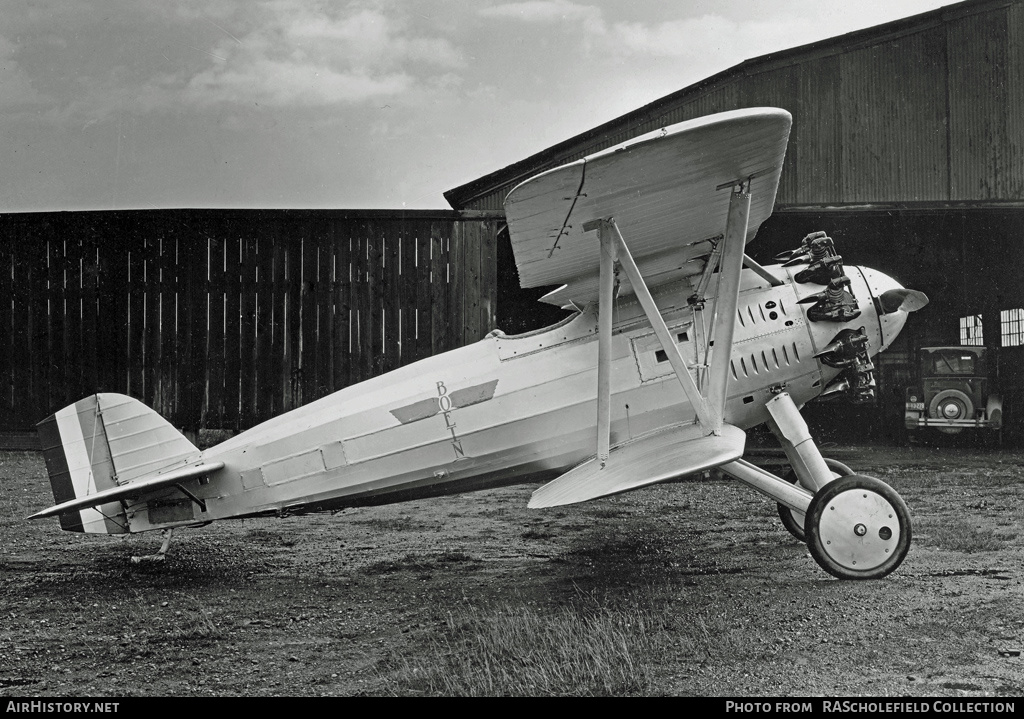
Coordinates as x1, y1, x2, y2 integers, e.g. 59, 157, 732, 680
504, 107, 792, 307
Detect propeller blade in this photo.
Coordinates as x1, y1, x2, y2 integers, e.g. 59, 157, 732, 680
879, 289, 929, 314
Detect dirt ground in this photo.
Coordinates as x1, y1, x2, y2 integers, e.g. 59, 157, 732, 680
1, 442, 1022, 697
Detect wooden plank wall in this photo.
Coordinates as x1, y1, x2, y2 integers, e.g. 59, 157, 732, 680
0, 210, 501, 433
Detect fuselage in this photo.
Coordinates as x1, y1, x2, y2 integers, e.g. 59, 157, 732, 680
124, 261, 912, 532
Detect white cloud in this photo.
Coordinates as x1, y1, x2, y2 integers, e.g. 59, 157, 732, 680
152, 6, 465, 111
475, 3, 815, 70
480, 0, 605, 32
180, 60, 413, 108
16, 3, 468, 123
608, 14, 819, 61
611, 16, 729, 58
0, 33, 54, 108
285, 8, 465, 71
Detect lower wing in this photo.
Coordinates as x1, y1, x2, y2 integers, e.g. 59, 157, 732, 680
528, 423, 745, 508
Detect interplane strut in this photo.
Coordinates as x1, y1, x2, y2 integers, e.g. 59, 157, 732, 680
587, 183, 753, 451
707, 185, 751, 427
588, 218, 715, 443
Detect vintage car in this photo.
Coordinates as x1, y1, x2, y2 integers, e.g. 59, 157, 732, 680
904, 346, 1002, 436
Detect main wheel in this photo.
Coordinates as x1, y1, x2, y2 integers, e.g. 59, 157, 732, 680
805, 474, 911, 580
777, 458, 853, 541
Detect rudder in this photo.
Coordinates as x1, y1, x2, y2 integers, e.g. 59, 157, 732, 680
36, 394, 199, 534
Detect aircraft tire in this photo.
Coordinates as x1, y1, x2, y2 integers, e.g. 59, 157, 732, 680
777, 458, 853, 541
805, 474, 912, 580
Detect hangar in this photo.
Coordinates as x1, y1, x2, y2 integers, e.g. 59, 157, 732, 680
445, 0, 1024, 443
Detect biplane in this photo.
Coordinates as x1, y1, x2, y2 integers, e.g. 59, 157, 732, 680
30, 107, 928, 580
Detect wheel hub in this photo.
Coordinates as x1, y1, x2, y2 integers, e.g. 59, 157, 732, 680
817, 489, 901, 570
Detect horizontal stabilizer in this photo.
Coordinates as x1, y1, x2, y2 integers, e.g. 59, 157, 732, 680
35, 394, 212, 532
28, 461, 225, 521
528, 423, 745, 508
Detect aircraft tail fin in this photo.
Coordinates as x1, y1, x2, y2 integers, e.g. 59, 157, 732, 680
36, 394, 200, 534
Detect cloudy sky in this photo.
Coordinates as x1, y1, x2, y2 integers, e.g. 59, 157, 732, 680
2, 0, 954, 212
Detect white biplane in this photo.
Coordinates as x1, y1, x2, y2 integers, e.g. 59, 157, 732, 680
31, 108, 927, 580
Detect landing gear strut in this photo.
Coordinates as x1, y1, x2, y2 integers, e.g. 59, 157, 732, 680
720, 392, 912, 579
777, 458, 853, 542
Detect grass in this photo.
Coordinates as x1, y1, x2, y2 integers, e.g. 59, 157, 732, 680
169, 597, 222, 640
521, 527, 556, 540
360, 550, 479, 575
374, 590, 745, 696
353, 516, 426, 532
384, 604, 663, 695
587, 507, 632, 520
916, 516, 1018, 552
107, 595, 222, 663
